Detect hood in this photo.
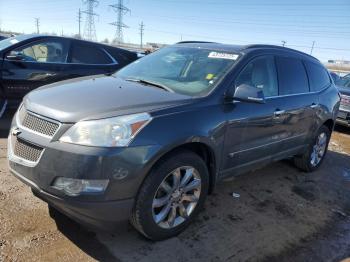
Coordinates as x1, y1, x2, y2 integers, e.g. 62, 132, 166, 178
24, 75, 192, 122
338, 86, 350, 97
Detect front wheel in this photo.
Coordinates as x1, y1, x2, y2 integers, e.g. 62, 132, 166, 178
294, 125, 331, 172
131, 150, 209, 240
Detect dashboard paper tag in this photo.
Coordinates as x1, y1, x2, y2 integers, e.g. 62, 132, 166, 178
10, 39, 19, 44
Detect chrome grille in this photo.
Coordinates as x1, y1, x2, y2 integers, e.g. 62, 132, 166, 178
18, 107, 59, 137
13, 139, 43, 163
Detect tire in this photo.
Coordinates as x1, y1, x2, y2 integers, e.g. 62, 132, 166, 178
293, 125, 331, 172
131, 150, 209, 240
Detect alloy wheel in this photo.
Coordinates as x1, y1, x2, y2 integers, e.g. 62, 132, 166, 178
310, 132, 327, 167
152, 166, 201, 229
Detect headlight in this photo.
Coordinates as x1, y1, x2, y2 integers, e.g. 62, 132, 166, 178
60, 113, 152, 147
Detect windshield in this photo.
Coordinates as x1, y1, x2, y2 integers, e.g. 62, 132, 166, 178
116, 46, 239, 96
0, 35, 30, 51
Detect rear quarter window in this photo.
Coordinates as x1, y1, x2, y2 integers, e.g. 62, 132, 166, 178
276, 56, 309, 95
70, 42, 112, 64
106, 48, 137, 65
304, 61, 331, 92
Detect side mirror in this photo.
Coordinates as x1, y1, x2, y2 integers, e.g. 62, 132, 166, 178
5, 52, 25, 61
233, 84, 265, 104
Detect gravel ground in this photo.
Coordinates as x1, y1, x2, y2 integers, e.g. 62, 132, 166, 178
1, 110, 350, 262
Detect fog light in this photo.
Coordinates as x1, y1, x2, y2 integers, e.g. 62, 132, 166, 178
52, 177, 109, 196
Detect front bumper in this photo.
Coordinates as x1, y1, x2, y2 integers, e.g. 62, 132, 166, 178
7, 109, 162, 229
10, 167, 134, 230
336, 109, 350, 127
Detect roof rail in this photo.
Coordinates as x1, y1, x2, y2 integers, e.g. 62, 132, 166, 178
176, 41, 217, 44
243, 44, 318, 61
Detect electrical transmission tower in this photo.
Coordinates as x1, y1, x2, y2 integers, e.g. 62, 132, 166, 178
82, 0, 99, 41
310, 41, 315, 55
139, 21, 144, 49
77, 8, 82, 39
109, 0, 130, 44
34, 18, 40, 34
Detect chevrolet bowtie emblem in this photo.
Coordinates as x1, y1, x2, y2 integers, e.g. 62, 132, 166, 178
11, 127, 21, 136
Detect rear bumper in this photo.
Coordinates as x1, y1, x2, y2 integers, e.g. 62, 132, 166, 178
10, 167, 134, 231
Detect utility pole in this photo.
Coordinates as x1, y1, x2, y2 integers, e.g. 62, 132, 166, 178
34, 18, 40, 34
109, 0, 130, 44
82, 0, 99, 41
310, 41, 315, 55
139, 21, 144, 49
77, 8, 82, 39
281, 40, 286, 47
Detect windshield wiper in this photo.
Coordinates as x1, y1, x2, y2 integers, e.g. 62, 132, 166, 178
125, 78, 174, 93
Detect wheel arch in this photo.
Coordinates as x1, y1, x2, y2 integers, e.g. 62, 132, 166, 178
323, 118, 335, 132
146, 141, 219, 195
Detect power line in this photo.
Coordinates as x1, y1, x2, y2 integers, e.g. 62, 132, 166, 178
34, 17, 40, 34
145, 0, 350, 7
109, 0, 130, 44
139, 21, 144, 49
147, 14, 350, 28
133, 27, 350, 52
130, 14, 350, 34
82, 0, 98, 41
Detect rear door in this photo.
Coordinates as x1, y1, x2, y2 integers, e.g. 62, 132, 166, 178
271, 56, 318, 152
1, 38, 70, 99
67, 40, 118, 77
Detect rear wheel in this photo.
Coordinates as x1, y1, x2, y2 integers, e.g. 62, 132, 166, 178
294, 125, 331, 172
131, 150, 209, 240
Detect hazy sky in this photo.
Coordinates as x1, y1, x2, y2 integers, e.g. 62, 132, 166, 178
0, 0, 349, 62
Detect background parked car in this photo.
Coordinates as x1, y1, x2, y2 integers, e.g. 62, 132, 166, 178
0, 34, 138, 113
0, 35, 7, 41
335, 73, 350, 127
336, 73, 350, 88
329, 71, 341, 83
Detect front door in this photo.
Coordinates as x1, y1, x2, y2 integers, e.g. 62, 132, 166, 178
1, 38, 70, 100
222, 55, 284, 176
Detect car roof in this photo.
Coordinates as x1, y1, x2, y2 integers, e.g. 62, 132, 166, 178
174, 41, 319, 62
6, 34, 136, 54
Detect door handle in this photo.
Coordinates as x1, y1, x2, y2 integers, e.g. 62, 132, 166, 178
274, 110, 285, 117
310, 103, 318, 109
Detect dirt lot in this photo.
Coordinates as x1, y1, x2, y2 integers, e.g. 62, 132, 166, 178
1, 110, 350, 262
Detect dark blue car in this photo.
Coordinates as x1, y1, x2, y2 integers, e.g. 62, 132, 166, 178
8, 42, 340, 240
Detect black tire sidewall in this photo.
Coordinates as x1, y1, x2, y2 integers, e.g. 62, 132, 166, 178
134, 151, 209, 240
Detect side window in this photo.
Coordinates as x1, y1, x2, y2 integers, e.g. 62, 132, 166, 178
70, 42, 112, 64
9, 40, 68, 63
276, 57, 309, 95
304, 61, 331, 92
235, 56, 278, 97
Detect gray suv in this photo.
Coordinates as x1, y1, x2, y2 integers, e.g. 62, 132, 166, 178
8, 42, 340, 240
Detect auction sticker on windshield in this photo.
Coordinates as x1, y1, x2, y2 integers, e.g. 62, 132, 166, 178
208, 52, 239, 60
